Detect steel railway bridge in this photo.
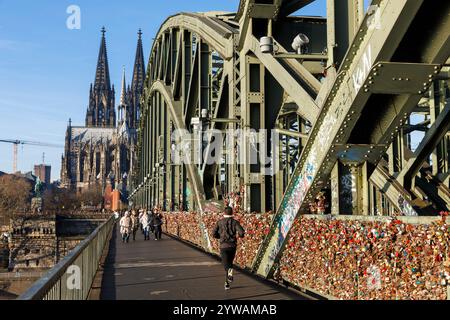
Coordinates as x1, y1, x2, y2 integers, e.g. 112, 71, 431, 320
130, 0, 450, 278
18, 0, 450, 300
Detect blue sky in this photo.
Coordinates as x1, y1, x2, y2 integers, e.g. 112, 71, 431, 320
0, 0, 328, 181
4, 1, 392, 181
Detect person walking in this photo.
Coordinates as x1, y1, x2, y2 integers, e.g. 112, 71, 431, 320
213, 207, 245, 290
152, 209, 163, 240
131, 211, 139, 241
141, 210, 151, 241
148, 209, 155, 234
138, 209, 143, 233
119, 211, 132, 243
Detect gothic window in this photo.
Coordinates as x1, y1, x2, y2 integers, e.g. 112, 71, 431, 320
80, 152, 85, 182
96, 152, 101, 177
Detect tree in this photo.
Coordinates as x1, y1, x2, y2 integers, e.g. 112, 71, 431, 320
78, 184, 104, 208
0, 175, 32, 218
43, 187, 80, 212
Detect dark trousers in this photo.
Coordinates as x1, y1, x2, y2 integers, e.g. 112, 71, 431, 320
154, 225, 162, 240
220, 247, 237, 271
122, 232, 130, 243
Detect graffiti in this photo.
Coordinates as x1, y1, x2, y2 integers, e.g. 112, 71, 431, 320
352, 44, 372, 93
398, 195, 418, 216
340, 173, 356, 209
331, 175, 339, 213
318, 114, 337, 148
265, 236, 282, 275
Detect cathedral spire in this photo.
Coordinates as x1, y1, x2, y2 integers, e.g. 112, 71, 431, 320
94, 26, 111, 90
86, 27, 116, 127
131, 29, 145, 93
120, 66, 127, 107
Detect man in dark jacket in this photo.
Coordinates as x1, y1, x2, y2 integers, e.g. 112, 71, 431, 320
152, 210, 163, 240
213, 207, 245, 290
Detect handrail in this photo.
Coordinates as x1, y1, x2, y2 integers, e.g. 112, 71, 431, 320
18, 215, 115, 300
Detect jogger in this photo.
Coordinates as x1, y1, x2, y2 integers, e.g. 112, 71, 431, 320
213, 207, 245, 290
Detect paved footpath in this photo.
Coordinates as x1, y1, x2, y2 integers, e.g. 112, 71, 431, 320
99, 226, 308, 300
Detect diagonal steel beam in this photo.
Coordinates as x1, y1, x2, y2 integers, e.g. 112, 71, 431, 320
279, 0, 316, 18
398, 104, 450, 189
253, 0, 434, 278
247, 35, 320, 123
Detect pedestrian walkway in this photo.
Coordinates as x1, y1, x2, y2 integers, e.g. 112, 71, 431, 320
99, 226, 307, 300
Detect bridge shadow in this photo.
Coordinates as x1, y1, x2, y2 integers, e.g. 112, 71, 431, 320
99, 224, 117, 300
97, 227, 308, 300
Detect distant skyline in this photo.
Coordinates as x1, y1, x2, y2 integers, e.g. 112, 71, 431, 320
0, 0, 344, 181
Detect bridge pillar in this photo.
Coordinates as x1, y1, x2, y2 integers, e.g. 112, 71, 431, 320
327, 0, 365, 67
331, 160, 372, 216
430, 81, 449, 185
241, 54, 267, 213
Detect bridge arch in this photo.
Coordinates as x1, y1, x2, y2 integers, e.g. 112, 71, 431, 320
131, 1, 450, 280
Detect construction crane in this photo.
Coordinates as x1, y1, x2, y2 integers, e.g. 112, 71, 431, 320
0, 139, 63, 173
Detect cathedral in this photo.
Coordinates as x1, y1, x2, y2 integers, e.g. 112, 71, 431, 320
60, 27, 145, 197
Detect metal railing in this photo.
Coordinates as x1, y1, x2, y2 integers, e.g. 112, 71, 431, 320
17, 215, 115, 300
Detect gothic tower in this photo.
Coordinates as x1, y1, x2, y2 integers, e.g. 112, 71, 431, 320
85, 27, 116, 128
128, 29, 146, 129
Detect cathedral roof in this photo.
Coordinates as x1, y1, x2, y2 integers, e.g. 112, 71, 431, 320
71, 127, 115, 144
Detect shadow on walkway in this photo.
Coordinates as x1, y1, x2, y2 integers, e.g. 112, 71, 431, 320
99, 227, 307, 301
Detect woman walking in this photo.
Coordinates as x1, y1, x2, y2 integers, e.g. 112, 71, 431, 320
131, 211, 139, 241
140, 210, 151, 241
119, 211, 132, 243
